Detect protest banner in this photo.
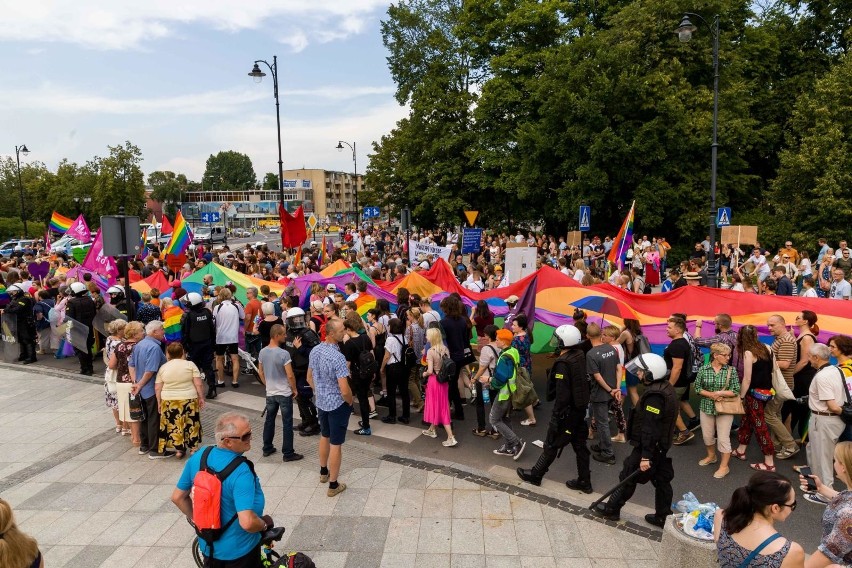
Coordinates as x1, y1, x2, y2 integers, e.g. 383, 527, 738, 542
408, 240, 453, 263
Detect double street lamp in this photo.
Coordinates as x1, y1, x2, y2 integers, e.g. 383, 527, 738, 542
335, 140, 358, 225
247, 56, 285, 209
14, 144, 29, 236
676, 12, 721, 288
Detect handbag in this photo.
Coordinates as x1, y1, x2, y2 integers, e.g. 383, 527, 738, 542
714, 368, 744, 415
836, 367, 852, 425
128, 393, 146, 421
105, 369, 118, 394
770, 349, 795, 401
460, 346, 476, 366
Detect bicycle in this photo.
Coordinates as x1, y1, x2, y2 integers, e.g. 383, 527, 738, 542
192, 525, 286, 567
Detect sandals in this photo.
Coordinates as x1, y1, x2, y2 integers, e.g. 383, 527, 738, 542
487, 431, 501, 440
472, 429, 488, 437
750, 462, 776, 472
731, 449, 747, 461
699, 457, 718, 466
520, 419, 537, 426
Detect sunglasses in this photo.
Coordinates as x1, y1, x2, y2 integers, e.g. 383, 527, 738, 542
777, 500, 797, 512
225, 431, 253, 442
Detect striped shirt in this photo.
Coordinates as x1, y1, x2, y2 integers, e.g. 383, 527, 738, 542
772, 332, 797, 388
308, 342, 350, 411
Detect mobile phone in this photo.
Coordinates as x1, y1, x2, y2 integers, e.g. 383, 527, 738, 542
799, 466, 817, 491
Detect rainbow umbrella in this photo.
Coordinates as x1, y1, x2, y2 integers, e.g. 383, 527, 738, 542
570, 295, 638, 323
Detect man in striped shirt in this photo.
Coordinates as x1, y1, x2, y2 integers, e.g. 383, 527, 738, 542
767, 315, 800, 460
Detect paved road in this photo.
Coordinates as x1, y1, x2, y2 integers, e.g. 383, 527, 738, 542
1, 368, 661, 568
20, 350, 823, 551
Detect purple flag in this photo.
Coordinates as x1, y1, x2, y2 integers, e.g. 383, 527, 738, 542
81, 229, 118, 284
504, 274, 537, 333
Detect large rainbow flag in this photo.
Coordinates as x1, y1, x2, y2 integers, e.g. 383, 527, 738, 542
163, 211, 192, 255
608, 201, 635, 270
49, 212, 74, 233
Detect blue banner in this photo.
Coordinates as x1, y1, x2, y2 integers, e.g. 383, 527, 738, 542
462, 228, 483, 254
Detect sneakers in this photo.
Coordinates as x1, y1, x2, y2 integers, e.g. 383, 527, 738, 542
520, 419, 537, 426
592, 451, 616, 465
421, 429, 437, 438
138, 447, 149, 455
442, 437, 458, 447
283, 453, 304, 462
776, 446, 800, 460
804, 492, 830, 506
493, 444, 514, 456
672, 430, 695, 446
686, 417, 701, 432
148, 450, 176, 460
327, 483, 347, 497
369, 411, 379, 419
512, 441, 527, 461
354, 428, 372, 436
320, 472, 330, 483
565, 479, 593, 494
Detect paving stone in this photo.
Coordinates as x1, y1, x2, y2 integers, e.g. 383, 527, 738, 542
416, 553, 452, 568
451, 518, 484, 555
481, 518, 518, 556
385, 517, 422, 553
452, 490, 481, 519
64, 545, 118, 568
393, 488, 425, 518
423, 489, 453, 518
418, 518, 452, 554
450, 554, 486, 568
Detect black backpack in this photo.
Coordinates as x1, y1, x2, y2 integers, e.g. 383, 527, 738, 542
436, 351, 456, 384
357, 335, 378, 382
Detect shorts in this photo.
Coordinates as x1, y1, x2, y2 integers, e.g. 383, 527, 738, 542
318, 402, 351, 445
675, 386, 691, 402
215, 343, 238, 356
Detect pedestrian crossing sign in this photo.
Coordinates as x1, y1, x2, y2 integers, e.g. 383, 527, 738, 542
716, 207, 731, 228
579, 206, 591, 231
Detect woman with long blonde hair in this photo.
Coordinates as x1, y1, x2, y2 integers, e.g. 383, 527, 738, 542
0, 498, 43, 568
421, 328, 457, 446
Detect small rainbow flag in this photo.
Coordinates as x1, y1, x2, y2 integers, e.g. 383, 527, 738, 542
318, 235, 327, 265
49, 212, 74, 233
163, 211, 193, 255
163, 305, 184, 343
607, 201, 635, 271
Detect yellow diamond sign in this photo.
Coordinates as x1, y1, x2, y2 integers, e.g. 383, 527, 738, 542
307, 213, 318, 230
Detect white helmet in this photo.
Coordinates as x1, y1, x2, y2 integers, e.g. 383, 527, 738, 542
552, 325, 581, 349
7, 284, 24, 296
625, 353, 668, 383
186, 292, 204, 307
107, 285, 124, 296
285, 307, 307, 330
70, 282, 87, 296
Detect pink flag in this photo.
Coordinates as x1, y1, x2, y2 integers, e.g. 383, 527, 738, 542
81, 229, 118, 283
65, 214, 92, 244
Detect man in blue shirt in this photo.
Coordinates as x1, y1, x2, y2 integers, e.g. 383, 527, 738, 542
307, 319, 354, 497
130, 320, 168, 459
172, 412, 271, 567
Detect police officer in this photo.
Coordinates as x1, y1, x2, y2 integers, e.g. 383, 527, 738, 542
516, 325, 592, 492
283, 307, 320, 436
181, 292, 218, 399
106, 285, 132, 320
66, 282, 97, 375
593, 353, 678, 528
4, 284, 37, 364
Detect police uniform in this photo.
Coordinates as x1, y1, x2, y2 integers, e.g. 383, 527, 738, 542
67, 294, 97, 375
595, 379, 678, 525
284, 327, 321, 435
517, 347, 591, 489
6, 292, 37, 363
181, 305, 217, 397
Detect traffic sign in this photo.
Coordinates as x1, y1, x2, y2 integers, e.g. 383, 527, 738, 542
716, 207, 732, 228
464, 210, 479, 227
363, 206, 380, 219
200, 212, 221, 223
579, 206, 591, 231
307, 213, 318, 230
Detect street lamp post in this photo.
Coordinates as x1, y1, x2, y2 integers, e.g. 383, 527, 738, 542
676, 12, 720, 288
73, 196, 92, 215
247, 56, 285, 210
336, 141, 358, 225
14, 144, 29, 236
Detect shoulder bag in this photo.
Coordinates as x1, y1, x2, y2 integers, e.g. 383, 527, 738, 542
737, 533, 782, 568
714, 367, 744, 415
769, 346, 794, 401
836, 367, 852, 425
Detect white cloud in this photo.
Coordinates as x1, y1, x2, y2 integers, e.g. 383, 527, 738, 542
0, 1, 391, 51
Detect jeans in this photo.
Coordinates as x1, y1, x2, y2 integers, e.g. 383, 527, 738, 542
385, 363, 410, 420
246, 334, 262, 361
590, 401, 614, 457
262, 395, 295, 457
489, 397, 519, 447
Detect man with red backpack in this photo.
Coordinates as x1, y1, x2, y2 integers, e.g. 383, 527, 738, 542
172, 412, 272, 567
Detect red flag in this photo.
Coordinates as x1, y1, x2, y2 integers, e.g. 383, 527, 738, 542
279, 204, 307, 249
160, 214, 174, 234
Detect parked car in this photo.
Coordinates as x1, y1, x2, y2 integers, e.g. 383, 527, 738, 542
50, 234, 97, 255
232, 228, 250, 238
0, 239, 36, 257
268, 226, 279, 233
193, 226, 227, 245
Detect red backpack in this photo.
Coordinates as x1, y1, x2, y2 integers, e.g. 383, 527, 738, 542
191, 446, 254, 557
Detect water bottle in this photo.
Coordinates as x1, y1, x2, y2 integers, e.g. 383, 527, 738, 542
482, 384, 490, 404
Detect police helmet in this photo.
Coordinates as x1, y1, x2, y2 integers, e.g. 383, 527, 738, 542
107, 285, 124, 297
285, 307, 307, 330
7, 284, 24, 296
550, 325, 581, 350
185, 292, 204, 307
70, 282, 88, 296
625, 353, 668, 383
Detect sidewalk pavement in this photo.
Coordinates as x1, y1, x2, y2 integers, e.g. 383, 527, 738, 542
0, 366, 661, 568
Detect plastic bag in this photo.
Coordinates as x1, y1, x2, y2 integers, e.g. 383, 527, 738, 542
674, 492, 701, 514
681, 510, 714, 540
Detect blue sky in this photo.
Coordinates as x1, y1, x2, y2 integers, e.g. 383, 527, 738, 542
0, 1, 408, 182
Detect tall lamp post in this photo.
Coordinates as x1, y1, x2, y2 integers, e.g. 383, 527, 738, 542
335, 140, 358, 225
14, 144, 29, 236
676, 12, 720, 288
247, 56, 285, 210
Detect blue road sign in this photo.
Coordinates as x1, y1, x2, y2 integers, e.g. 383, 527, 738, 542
716, 207, 731, 228
363, 206, 380, 218
462, 228, 483, 254
200, 212, 221, 223
579, 206, 591, 231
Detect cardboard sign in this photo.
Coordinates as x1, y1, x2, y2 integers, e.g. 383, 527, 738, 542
567, 231, 583, 248
721, 225, 758, 247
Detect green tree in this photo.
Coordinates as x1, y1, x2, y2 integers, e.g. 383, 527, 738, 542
92, 142, 146, 217
203, 151, 257, 191
262, 172, 279, 192
148, 170, 188, 218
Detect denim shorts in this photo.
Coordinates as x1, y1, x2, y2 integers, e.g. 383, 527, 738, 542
318, 402, 351, 445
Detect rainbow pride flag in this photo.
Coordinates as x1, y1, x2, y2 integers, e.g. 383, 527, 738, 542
163, 211, 192, 255
49, 211, 74, 233
163, 305, 184, 343
607, 201, 635, 271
